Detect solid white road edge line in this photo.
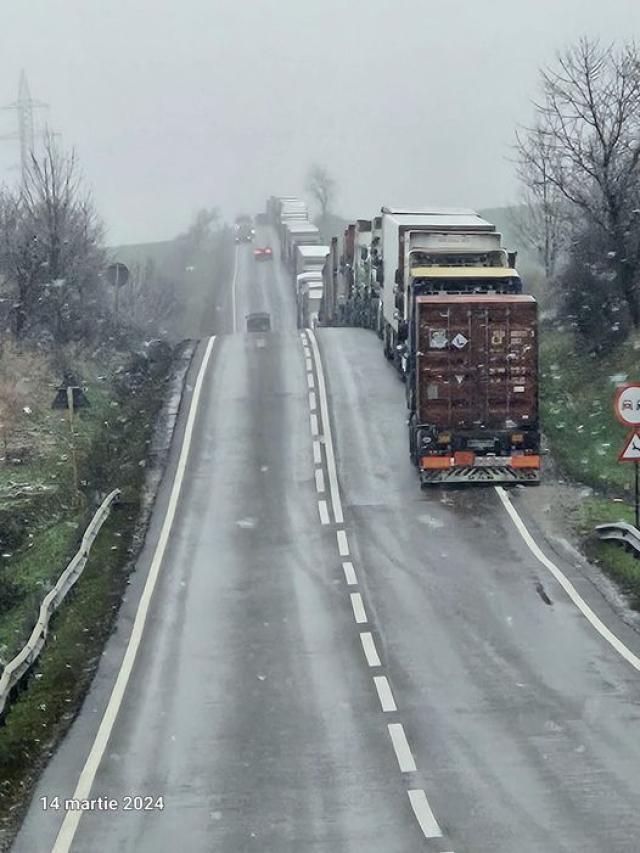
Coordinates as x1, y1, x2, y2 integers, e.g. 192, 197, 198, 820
388, 723, 417, 772
495, 486, 640, 672
318, 500, 330, 525
337, 530, 349, 556
360, 632, 381, 667
373, 675, 397, 712
231, 245, 239, 333
315, 468, 325, 493
306, 329, 344, 524
342, 561, 357, 585
407, 789, 443, 839
51, 336, 217, 853
350, 592, 367, 624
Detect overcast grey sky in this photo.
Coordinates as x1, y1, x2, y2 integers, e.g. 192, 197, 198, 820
2, 0, 640, 244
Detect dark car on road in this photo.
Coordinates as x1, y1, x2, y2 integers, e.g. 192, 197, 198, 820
246, 312, 271, 332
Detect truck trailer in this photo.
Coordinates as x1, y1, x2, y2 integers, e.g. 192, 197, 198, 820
296, 272, 324, 329
282, 221, 320, 268
380, 207, 502, 369
407, 287, 539, 485
294, 244, 330, 290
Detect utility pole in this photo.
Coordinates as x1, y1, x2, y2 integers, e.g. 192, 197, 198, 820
1, 71, 49, 184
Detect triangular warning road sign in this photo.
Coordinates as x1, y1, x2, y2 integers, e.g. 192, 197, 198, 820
619, 430, 640, 461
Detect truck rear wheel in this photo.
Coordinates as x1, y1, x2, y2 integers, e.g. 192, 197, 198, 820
383, 324, 393, 360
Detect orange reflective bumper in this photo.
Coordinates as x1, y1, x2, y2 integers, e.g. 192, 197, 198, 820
419, 456, 452, 470
419, 453, 540, 470
511, 454, 540, 469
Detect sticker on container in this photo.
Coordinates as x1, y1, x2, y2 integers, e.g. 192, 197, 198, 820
429, 329, 447, 349
451, 333, 469, 349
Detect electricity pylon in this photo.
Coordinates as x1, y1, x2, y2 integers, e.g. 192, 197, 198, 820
1, 71, 48, 184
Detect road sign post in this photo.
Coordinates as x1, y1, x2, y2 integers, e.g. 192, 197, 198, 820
614, 384, 640, 530
105, 262, 130, 327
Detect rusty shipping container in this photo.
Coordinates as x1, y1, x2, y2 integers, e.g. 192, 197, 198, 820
410, 294, 539, 484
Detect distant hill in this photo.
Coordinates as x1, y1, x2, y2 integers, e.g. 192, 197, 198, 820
107, 240, 184, 279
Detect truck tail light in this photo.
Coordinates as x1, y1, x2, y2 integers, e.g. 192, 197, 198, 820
453, 451, 475, 466
420, 456, 452, 470
511, 455, 540, 469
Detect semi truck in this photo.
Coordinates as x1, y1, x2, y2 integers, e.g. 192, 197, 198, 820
296, 272, 324, 329
294, 244, 330, 291
351, 219, 373, 327
408, 290, 539, 484
380, 207, 504, 369
320, 237, 340, 326
282, 221, 320, 268
368, 215, 383, 336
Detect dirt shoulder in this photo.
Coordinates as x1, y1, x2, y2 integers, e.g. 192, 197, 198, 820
0, 340, 196, 850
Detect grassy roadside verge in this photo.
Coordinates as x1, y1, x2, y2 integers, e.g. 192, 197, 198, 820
541, 328, 640, 607
0, 342, 177, 847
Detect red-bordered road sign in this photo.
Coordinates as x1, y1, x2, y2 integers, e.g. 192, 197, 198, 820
619, 430, 640, 462
614, 383, 640, 427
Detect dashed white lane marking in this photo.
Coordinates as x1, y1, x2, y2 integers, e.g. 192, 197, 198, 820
342, 561, 357, 585
318, 500, 330, 525
360, 632, 381, 667
313, 440, 322, 465
373, 676, 397, 712
51, 336, 217, 853
307, 372, 315, 389
350, 592, 367, 624
310, 413, 319, 436
337, 530, 349, 556
496, 486, 640, 673
309, 391, 317, 411
306, 330, 344, 524
407, 789, 443, 839
231, 246, 239, 333
315, 468, 325, 493
388, 723, 417, 773
305, 357, 313, 372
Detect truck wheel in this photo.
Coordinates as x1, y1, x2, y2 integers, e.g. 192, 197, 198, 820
408, 415, 418, 463
383, 325, 393, 360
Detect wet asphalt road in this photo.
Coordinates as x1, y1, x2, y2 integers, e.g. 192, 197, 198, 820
12, 229, 640, 852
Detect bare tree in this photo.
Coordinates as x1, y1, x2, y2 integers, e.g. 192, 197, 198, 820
516, 38, 640, 326
305, 164, 336, 219
0, 133, 107, 342
512, 128, 569, 282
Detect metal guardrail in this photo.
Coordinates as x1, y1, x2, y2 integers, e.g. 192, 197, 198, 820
596, 521, 640, 557
0, 488, 121, 719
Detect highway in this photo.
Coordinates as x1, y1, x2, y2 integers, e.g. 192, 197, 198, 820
12, 228, 640, 852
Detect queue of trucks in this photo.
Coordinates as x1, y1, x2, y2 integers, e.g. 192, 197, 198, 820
265, 196, 540, 487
